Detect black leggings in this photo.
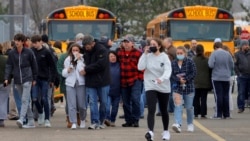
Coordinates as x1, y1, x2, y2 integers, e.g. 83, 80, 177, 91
146, 90, 169, 131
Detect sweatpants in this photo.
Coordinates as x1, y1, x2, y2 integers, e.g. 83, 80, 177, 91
212, 80, 230, 118
66, 84, 87, 124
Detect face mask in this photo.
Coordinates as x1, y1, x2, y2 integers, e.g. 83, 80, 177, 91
177, 55, 185, 60
149, 46, 157, 53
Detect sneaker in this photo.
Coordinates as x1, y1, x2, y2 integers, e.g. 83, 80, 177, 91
0, 120, 5, 127
119, 115, 125, 119
210, 116, 222, 119
133, 121, 139, 127
71, 123, 77, 130
156, 112, 162, 116
187, 124, 194, 132
99, 124, 105, 129
145, 131, 154, 141
23, 120, 35, 129
110, 122, 116, 127
44, 119, 51, 128
80, 120, 85, 128
162, 131, 170, 140
16, 119, 23, 128
104, 119, 111, 126
38, 113, 44, 125
238, 109, 244, 113
88, 123, 99, 130
122, 122, 133, 127
172, 123, 181, 133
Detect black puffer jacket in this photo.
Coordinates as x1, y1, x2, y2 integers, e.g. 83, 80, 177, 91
4, 47, 38, 84
84, 42, 110, 87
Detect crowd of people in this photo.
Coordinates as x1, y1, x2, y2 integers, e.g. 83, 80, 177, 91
0, 32, 250, 141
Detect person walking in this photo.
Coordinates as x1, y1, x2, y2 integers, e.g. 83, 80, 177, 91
30, 35, 57, 127
4, 33, 38, 128
62, 43, 87, 129
82, 35, 110, 129
193, 44, 211, 118
104, 51, 121, 127
57, 42, 74, 128
117, 35, 143, 128
208, 41, 234, 119
234, 39, 250, 113
163, 37, 176, 114
138, 38, 172, 141
0, 43, 11, 127
171, 46, 196, 133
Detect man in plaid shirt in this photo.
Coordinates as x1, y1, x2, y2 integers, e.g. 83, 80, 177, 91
118, 35, 143, 127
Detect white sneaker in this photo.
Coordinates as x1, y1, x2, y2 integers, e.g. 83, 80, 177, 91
88, 123, 99, 130
38, 113, 44, 125
145, 131, 154, 141
187, 124, 194, 132
80, 120, 85, 128
162, 131, 170, 140
172, 123, 181, 133
44, 119, 51, 128
71, 123, 77, 130
98, 124, 105, 129
16, 119, 23, 128
23, 120, 35, 129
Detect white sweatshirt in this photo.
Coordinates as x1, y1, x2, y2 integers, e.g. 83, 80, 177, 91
138, 52, 172, 93
62, 56, 85, 87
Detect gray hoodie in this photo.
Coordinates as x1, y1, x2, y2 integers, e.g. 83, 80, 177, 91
208, 48, 234, 81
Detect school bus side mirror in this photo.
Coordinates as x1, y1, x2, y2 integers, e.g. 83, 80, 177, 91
116, 23, 123, 38
236, 27, 242, 35
39, 19, 46, 34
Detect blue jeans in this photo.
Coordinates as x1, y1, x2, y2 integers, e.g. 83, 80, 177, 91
31, 79, 50, 120
121, 80, 142, 123
140, 87, 146, 117
173, 92, 194, 125
106, 95, 120, 122
237, 76, 250, 110
87, 85, 110, 125
168, 83, 174, 113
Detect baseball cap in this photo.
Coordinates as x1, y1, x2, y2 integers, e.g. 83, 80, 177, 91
75, 33, 84, 40
240, 39, 249, 47
214, 38, 222, 43
122, 35, 135, 42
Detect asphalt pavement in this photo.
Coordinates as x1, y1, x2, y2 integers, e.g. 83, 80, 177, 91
0, 93, 250, 141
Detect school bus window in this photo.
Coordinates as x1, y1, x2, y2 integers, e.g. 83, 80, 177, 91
57, 24, 68, 33
169, 20, 233, 41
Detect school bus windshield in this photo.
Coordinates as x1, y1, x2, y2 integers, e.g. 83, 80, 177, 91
169, 20, 234, 41
48, 20, 114, 41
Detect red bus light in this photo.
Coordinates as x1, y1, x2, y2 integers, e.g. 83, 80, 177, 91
173, 12, 184, 18
173, 12, 179, 18
223, 14, 229, 19
98, 13, 104, 19
104, 13, 110, 18
54, 13, 59, 18
178, 12, 184, 18
59, 13, 65, 19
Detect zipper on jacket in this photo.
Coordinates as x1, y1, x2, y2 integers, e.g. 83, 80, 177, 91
19, 54, 22, 83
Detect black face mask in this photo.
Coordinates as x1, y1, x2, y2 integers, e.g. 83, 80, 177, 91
149, 46, 157, 53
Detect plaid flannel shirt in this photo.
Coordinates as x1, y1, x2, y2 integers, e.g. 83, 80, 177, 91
171, 57, 196, 95
118, 48, 143, 87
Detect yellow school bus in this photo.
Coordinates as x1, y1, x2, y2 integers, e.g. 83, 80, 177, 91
40, 5, 122, 53
146, 5, 235, 56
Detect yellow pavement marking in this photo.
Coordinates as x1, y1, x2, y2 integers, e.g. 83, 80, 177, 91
183, 114, 226, 141
193, 120, 226, 141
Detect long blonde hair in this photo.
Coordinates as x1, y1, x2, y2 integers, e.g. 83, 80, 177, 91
1, 41, 11, 55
